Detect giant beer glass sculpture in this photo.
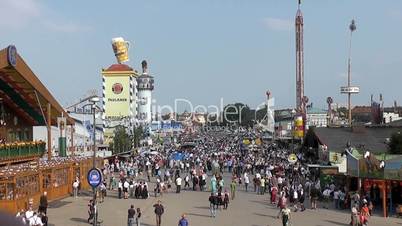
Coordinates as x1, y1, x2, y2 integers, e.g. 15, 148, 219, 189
111, 37, 130, 63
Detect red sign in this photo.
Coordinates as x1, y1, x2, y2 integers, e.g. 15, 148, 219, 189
112, 83, 123, 94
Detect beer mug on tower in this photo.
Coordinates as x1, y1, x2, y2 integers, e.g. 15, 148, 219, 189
111, 37, 130, 63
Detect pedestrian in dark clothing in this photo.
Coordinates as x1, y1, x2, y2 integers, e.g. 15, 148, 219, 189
39, 191, 48, 214
40, 211, 48, 226
192, 176, 199, 191
153, 200, 164, 226
128, 205, 136, 226
87, 200, 94, 223
209, 193, 218, 217
136, 208, 142, 226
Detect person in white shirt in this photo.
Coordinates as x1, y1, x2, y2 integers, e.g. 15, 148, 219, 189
338, 190, 345, 209
29, 212, 43, 226
333, 189, 340, 209
25, 208, 34, 221
124, 180, 130, 199
184, 175, 190, 189
176, 177, 182, 193
244, 173, 250, 192
322, 188, 331, 209
118, 180, 123, 199
277, 176, 283, 190
293, 189, 299, 211
73, 180, 79, 198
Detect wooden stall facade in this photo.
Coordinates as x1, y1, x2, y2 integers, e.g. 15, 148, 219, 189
0, 157, 101, 213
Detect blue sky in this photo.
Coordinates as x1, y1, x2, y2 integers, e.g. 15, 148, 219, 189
1, 0, 402, 111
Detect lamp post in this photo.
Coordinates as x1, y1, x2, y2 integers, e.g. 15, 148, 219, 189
90, 96, 99, 226
291, 109, 296, 153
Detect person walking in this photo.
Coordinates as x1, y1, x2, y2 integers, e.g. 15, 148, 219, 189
244, 172, 249, 192
153, 200, 164, 226
73, 180, 79, 198
322, 187, 331, 209
127, 205, 136, 226
333, 189, 340, 209
350, 206, 360, 226
38, 192, 48, 214
176, 176, 182, 193
230, 180, 236, 200
136, 208, 141, 226
278, 205, 291, 226
209, 193, 217, 218
87, 200, 94, 224
310, 186, 319, 210
178, 214, 189, 226
118, 180, 123, 199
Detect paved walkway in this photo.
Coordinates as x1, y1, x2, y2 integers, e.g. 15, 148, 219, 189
47, 174, 402, 226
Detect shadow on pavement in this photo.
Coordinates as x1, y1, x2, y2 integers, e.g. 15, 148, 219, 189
70, 217, 88, 223
324, 219, 348, 226
48, 200, 72, 208
187, 212, 212, 218
194, 206, 210, 210
253, 212, 276, 219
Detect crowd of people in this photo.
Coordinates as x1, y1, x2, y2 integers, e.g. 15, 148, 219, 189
15, 192, 48, 226
14, 127, 378, 226
96, 128, 376, 226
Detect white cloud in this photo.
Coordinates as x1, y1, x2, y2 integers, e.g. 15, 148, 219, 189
0, 0, 90, 33
262, 17, 292, 31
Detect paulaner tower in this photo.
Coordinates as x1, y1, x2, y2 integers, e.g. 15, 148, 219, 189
295, 0, 304, 114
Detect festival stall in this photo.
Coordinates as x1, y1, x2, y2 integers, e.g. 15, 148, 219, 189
0, 156, 101, 213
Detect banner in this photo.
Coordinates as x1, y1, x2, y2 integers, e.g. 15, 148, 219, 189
104, 75, 131, 120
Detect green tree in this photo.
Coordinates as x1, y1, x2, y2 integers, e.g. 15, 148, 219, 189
389, 131, 402, 154
133, 126, 144, 148
113, 126, 131, 154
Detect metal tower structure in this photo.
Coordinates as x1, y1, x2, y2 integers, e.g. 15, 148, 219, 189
295, 0, 304, 114
340, 19, 359, 126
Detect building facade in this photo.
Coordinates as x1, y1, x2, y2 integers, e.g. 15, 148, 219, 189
136, 60, 154, 125
306, 107, 327, 127
101, 64, 138, 144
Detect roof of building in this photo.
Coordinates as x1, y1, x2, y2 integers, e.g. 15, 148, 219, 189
0, 46, 74, 125
104, 64, 134, 72
352, 106, 371, 114
314, 126, 402, 153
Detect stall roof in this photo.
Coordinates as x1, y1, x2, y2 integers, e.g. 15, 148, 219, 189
0, 46, 74, 126
314, 127, 402, 153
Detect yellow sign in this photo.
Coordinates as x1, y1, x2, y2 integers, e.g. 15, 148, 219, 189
104, 75, 130, 120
